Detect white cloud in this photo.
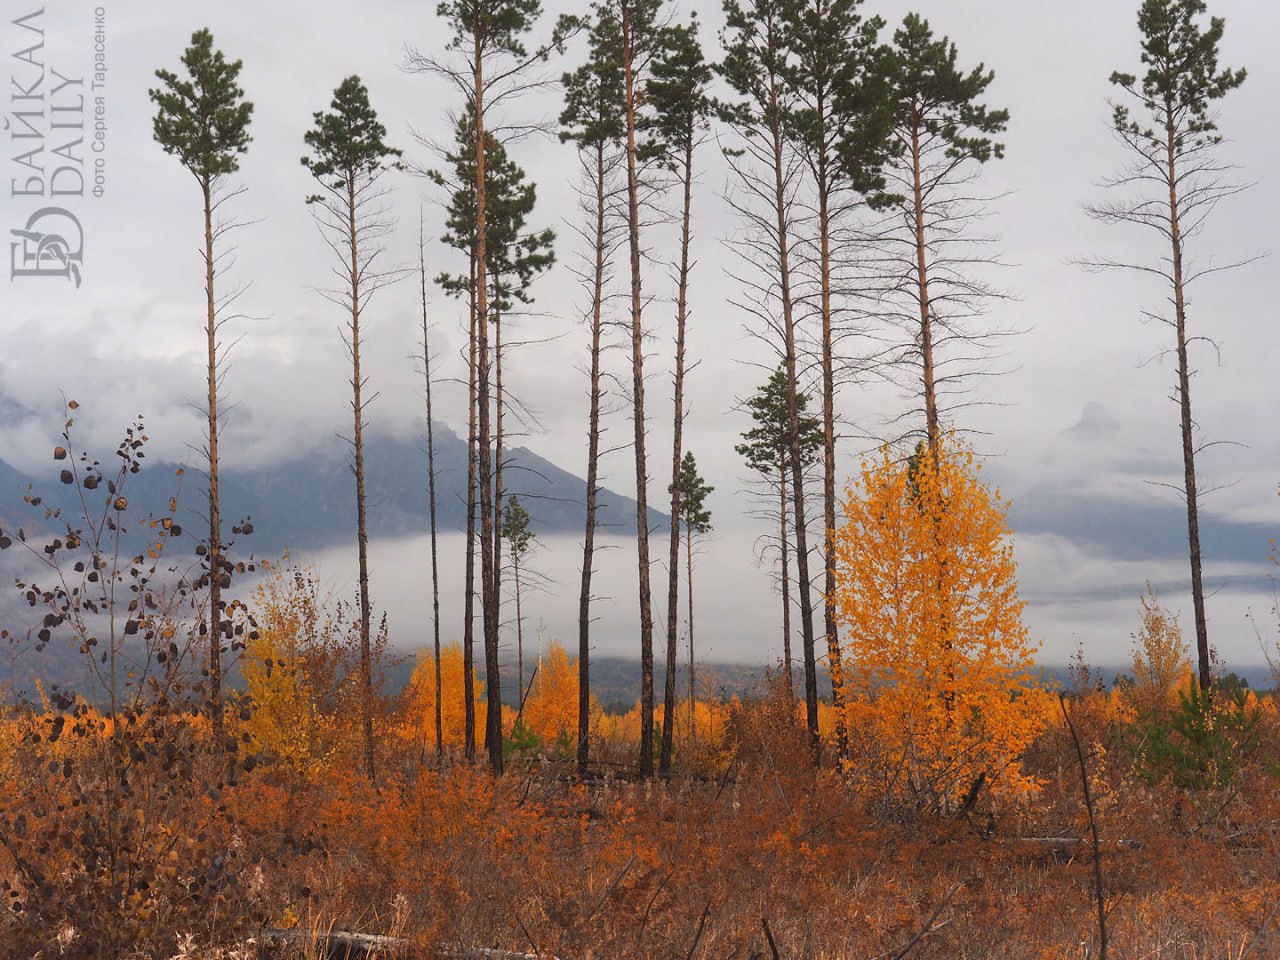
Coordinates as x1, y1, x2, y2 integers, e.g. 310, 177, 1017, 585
2, 0, 1277, 669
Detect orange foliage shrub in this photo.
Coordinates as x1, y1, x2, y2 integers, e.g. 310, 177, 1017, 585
833, 439, 1048, 810
1129, 584, 1193, 718
404, 641, 482, 751
241, 559, 401, 775
241, 561, 348, 768
595, 701, 660, 759
677, 696, 734, 771
5, 677, 1280, 958
0, 701, 274, 958
521, 642, 581, 749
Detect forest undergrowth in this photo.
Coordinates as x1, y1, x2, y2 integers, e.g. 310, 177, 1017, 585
4, 663, 1280, 960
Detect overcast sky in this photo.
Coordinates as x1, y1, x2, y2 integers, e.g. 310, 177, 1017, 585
3, 0, 1278, 673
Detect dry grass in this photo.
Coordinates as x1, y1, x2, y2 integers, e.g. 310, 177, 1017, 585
7, 684, 1280, 958
233, 687, 1280, 960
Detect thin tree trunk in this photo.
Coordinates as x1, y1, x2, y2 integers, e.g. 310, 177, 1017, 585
347, 175, 376, 784
202, 176, 225, 760
493, 296, 506, 694
578, 141, 608, 779
911, 114, 940, 461
622, 0, 656, 779
686, 520, 696, 751
473, 29, 503, 775
1165, 110, 1210, 691
767, 72, 819, 746
420, 226, 443, 768
661, 136, 695, 773
463, 256, 478, 763
514, 550, 524, 699
779, 459, 793, 698
815, 131, 846, 760
910, 115, 954, 722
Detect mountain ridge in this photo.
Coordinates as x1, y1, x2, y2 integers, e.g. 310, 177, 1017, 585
0, 422, 669, 559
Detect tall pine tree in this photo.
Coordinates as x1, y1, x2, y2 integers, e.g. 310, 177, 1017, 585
301, 75, 403, 783
736, 367, 823, 696
431, 109, 554, 764
614, 0, 666, 777
150, 29, 253, 759
877, 14, 1008, 459
642, 16, 714, 774
430, 109, 484, 762
780, 0, 893, 754
486, 142, 555, 702
1087, 0, 1247, 690
719, 0, 823, 738
670, 451, 712, 748
419, 0, 573, 774
560, 5, 626, 777
417, 212, 445, 768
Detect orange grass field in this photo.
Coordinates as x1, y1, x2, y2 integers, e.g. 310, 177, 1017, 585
3, 652, 1280, 959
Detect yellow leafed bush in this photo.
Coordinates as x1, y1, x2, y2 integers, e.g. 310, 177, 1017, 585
521, 642, 580, 747
405, 641, 482, 750
833, 438, 1048, 810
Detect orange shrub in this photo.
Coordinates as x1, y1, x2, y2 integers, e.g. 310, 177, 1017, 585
404, 641, 482, 751
521, 642, 581, 748
833, 439, 1048, 810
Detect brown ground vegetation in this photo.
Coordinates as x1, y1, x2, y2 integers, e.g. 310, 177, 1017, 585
3, 665, 1280, 959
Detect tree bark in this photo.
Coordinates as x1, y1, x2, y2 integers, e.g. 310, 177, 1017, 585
462, 256, 478, 763
1165, 105, 1211, 691
493, 299, 507, 695
578, 140, 608, 779
661, 135, 695, 773
421, 248, 444, 768
815, 128, 846, 760
767, 70, 819, 746
911, 111, 940, 461
472, 25, 504, 775
909, 113, 955, 722
347, 174, 376, 784
621, 0, 656, 779
779, 457, 793, 698
201, 176, 225, 760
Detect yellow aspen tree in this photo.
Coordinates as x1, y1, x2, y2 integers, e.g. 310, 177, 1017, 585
521, 642, 582, 750
832, 438, 1046, 809
407, 643, 481, 751
1130, 584, 1191, 718
241, 625, 313, 770
242, 563, 331, 770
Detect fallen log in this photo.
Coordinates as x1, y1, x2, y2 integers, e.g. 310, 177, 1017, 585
261, 928, 405, 959
1015, 837, 1141, 848
260, 927, 562, 960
